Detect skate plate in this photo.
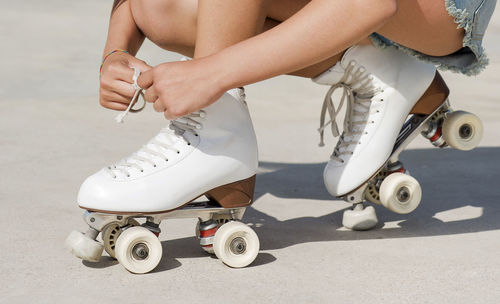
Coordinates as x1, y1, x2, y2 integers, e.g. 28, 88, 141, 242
67, 200, 259, 273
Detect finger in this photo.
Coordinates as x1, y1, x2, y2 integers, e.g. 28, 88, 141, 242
102, 80, 136, 98
100, 100, 129, 111
100, 89, 132, 104
153, 99, 166, 113
129, 58, 153, 72
102, 61, 135, 83
137, 69, 154, 90
164, 110, 178, 121
144, 87, 159, 103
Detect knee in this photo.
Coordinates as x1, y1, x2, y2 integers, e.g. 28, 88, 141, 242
129, 0, 186, 48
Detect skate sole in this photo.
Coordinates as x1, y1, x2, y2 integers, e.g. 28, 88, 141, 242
79, 174, 256, 215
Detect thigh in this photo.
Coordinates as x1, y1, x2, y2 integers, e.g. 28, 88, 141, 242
128, 0, 311, 56
377, 0, 465, 56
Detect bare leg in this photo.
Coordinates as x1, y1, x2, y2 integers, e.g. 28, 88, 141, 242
130, 0, 343, 76
376, 0, 465, 56
130, 0, 464, 77
194, 0, 269, 58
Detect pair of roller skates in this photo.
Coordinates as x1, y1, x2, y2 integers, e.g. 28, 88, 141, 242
66, 44, 482, 273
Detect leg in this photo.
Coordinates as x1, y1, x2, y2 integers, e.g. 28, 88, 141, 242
267, 0, 465, 76
377, 0, 465, 57
129, 0, 336, 76
194, 0, 269, 58
129, 0, 198, 57
130, 0, 464, 77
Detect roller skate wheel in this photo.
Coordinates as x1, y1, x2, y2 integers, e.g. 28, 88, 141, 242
213, 221, 259, 268
102, 219, 140, 259
442, 111, 483, 151
65, 230, 103, 262
114, 226, 162, 274
379, 173, 421, 214
342, 205, 378, 231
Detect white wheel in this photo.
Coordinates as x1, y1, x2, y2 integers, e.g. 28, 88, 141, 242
342, 205, 378, 231
379, 173, 422, 214
442, 110, 483, 151
102, 219, 140, 259
213, 221, 259, 268
65, 230, 103, 262
114, 226, 162, 274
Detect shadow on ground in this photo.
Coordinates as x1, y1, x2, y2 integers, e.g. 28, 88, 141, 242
246, 146, 500, 250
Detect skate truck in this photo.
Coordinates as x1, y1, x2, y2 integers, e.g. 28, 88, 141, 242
340, 72, 483, 230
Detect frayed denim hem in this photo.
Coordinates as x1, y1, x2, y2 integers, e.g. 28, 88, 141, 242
370, 0, 491, 76
443, 0, 489, 75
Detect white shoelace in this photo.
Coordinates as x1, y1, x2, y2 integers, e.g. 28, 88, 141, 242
318, 61, 381, 163
106, 66, 206, 178
115, 67, 146, 123
105, 111, 205, 178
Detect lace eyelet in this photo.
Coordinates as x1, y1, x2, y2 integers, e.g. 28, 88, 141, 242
177, 151, 180, 154
380, 99, 384, 102
187, 142, 191, 146
127, 174, 130, 177
140, 170, 144, 172
165, 159, 168, 162
195, 134, 199, 137
153, 164, 157, 168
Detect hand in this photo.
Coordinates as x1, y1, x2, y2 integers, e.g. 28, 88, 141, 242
99, 52, 152, 111
138, 59, 226, 120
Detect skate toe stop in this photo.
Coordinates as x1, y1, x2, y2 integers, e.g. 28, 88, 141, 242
342, 206, 378, 231
66, 230, 103, 262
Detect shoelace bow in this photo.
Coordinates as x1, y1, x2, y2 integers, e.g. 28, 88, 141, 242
106, 67, 206, 178
318, 61, 381, 163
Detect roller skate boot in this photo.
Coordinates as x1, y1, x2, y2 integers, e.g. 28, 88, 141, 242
66, 88, 261, 273
313, 44, 483, 230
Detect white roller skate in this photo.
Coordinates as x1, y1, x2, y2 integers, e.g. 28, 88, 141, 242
314, 44, 483, 230
66, 88, 261, 273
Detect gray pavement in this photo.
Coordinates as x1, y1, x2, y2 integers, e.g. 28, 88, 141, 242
1, 1, 500, 303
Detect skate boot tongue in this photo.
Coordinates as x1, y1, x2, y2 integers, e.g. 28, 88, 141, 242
106, 110, 205, 178
318, 60, 380, 163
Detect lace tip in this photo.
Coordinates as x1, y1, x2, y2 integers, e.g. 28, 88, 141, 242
318, 140, 325, 147
115, 113, 126, 123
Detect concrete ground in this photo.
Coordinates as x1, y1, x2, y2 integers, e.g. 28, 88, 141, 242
1, 1, 499, 303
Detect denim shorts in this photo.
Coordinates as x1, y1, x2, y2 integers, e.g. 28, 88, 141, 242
370, 0, 497, 76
